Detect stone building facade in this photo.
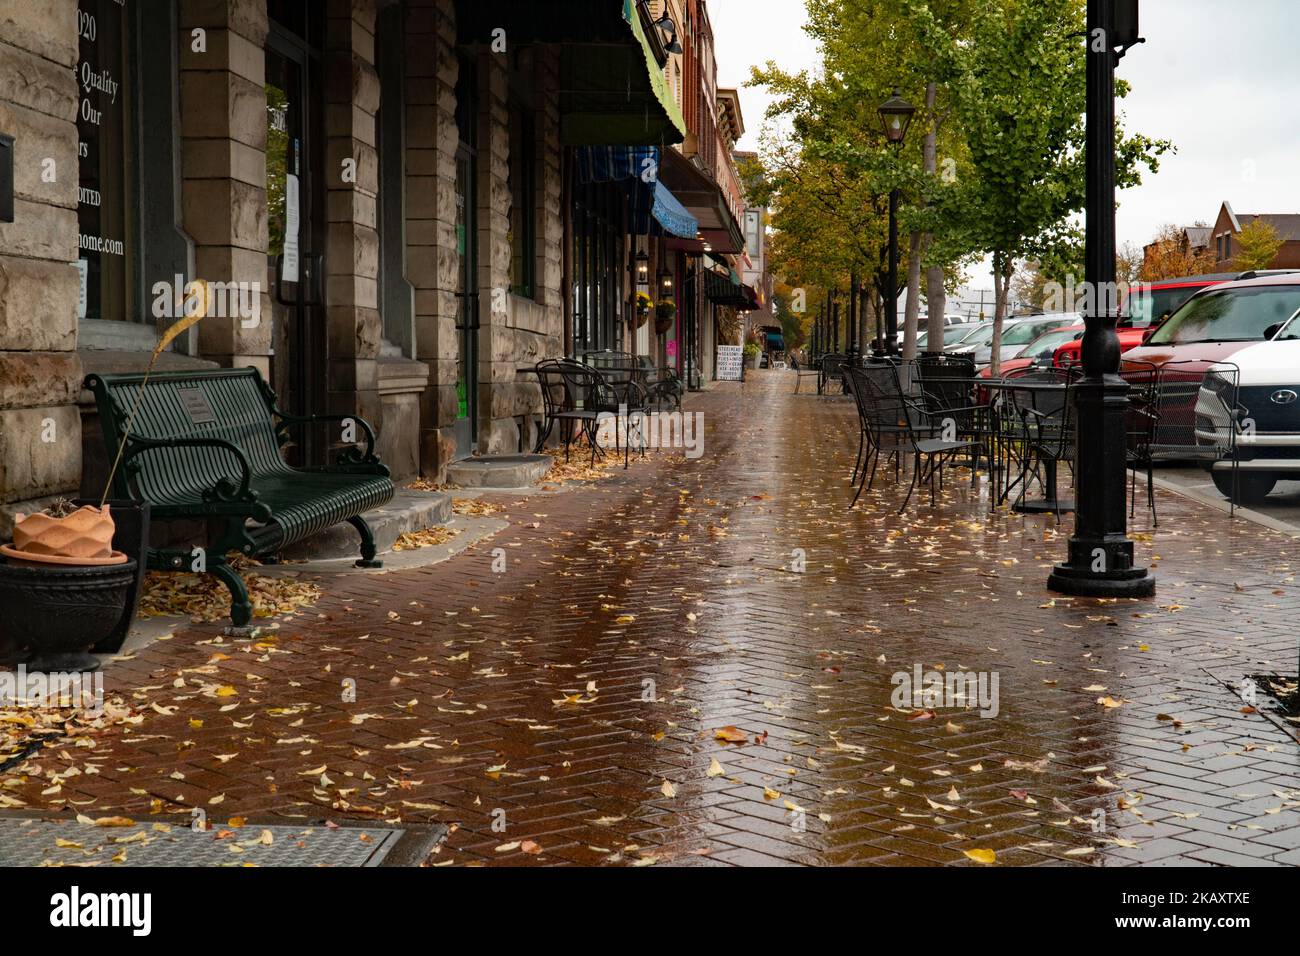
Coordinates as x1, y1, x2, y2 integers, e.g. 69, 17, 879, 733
0, 0, 751, 536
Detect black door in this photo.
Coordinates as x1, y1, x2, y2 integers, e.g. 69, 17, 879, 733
265, 14, 325, 464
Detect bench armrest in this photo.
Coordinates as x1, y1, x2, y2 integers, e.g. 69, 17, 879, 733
274, 411, 380, 467
124, 436, 260, 506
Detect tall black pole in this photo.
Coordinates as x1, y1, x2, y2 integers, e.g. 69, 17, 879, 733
847, 270, 859, 361
1048, 0, 1154, 598
886, 187, 900, 355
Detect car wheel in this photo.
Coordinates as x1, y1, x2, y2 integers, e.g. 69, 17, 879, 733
1211, 471, 1277, 505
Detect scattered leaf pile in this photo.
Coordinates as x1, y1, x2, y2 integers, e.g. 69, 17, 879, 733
405, 478, 453, 492
138, 562, 322, 622
392, 526, 463, 552
452, 498, 501, 517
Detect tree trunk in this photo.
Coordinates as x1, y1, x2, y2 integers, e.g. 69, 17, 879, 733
902, 232, 923, 359
922, 82, 946, 352
990, 252, 1008, 378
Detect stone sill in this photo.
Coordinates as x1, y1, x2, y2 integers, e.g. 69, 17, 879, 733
377, 354, 430, 396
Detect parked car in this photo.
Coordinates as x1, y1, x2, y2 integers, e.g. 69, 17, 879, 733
951, 314, 1080, 367
916, 321, 987, 351
1125, 273, 1300, 503
978, 323, 1083, 379
1054, 272, 1300, 368
1054, 275, 1233, 368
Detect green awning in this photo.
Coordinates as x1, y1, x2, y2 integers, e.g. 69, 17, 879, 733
455, 1, 685, 146
560, 0, 686, 146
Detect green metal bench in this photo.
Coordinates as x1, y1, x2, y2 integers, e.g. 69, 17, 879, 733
85, 367, 394, 629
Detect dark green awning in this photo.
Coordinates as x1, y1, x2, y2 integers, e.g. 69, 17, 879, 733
455, 1, 686, 147
561, 0, 687, 145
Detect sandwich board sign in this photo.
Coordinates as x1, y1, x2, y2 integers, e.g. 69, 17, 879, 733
716, 345, 743, 382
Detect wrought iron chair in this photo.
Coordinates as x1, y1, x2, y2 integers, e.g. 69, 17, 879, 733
998, 366, 1078, 521
1152, 360, 1243, 513
1119, 359, 1160, 524
791, 353, 822, 394
819, 353, 849, 396
582, 350, 650, 467
531, 359, 618, 467
846, 364, 978, 513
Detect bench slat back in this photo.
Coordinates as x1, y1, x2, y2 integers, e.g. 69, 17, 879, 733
89, 368, 290, 503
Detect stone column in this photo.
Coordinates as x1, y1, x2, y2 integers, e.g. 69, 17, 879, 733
178, 0, 271, 374
475, 51, 513, 454
405, 0, 460, 480
324, 0, 381, 432
0, 0, 83, 533
477, 48, 566, 456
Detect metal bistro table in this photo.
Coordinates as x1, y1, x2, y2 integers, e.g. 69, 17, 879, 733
984, 377, 1075, 515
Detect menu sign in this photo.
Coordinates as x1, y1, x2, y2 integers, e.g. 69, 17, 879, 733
716, 345, 743, 382
77, 0, 129, 322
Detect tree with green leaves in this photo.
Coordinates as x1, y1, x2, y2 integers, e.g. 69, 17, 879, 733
1233, 219, 1284, 272
946, 0, 1170, 374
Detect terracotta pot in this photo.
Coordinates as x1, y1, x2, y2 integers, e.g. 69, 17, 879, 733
13, 505, 116, 560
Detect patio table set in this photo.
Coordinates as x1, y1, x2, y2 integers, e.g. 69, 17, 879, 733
819, 353, 1245, 519
523, 351, 683, 469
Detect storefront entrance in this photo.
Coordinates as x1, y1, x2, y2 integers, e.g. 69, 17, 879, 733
265, 6, 326, 465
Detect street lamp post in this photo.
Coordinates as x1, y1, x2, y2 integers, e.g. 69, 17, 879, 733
878, 90, 915, 358
1048, 0, 1154, 598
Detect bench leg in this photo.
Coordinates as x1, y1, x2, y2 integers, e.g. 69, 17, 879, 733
210, 560, 253, 630
349, 515, 384, 568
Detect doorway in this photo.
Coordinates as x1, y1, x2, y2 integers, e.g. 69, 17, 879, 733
265, 9, 325, 465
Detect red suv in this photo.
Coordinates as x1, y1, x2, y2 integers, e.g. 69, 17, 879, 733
1053, 274, 1248, 368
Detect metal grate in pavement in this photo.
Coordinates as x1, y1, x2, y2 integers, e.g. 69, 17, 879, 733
0, 818, 403, 867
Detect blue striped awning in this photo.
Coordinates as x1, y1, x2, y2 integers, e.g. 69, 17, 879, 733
575, 146, 698, 239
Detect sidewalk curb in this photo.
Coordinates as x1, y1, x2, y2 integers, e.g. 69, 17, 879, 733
1149, 472, 1300, 539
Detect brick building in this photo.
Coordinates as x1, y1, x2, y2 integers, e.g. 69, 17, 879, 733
0, 0, 757, 531
1209, 201, 1300, 270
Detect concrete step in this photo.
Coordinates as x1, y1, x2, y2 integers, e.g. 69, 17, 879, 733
445, 453, 551, 489
278, 489, 453, 561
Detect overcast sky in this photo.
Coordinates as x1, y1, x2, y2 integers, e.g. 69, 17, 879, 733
709, 0, 1300, 285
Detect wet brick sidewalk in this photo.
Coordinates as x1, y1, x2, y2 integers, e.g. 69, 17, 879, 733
4, 370, 1300, 866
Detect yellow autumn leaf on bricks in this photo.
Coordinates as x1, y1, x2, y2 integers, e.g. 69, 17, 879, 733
963, 848, 997, 864
763, 787, 780, 800
661, 780, 677, 798
706, 758, 724, 777
714, 726, 746, 744
1097, 696, 1123, 708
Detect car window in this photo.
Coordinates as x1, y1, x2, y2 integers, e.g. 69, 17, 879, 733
1026, 328, 1082, 357
962, 325, 996, 346
944, 324, 981, 344
1124, 286, 1206, 328
1003, 321, 1059, 346
1147, 287, 1300, 345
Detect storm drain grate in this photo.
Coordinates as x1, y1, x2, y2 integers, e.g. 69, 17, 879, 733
0, 818, 404, 867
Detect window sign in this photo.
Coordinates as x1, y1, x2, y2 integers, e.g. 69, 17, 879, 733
77, 0, 132, 322
282, 172, 300, 283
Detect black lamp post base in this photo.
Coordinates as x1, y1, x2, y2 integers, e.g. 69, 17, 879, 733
1048, 551, 1155, 598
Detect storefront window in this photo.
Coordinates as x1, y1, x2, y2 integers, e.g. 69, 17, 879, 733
77, 0, 134, 322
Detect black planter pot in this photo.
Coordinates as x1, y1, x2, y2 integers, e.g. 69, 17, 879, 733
0, 559, 138, 671
72, 498, 150, 654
